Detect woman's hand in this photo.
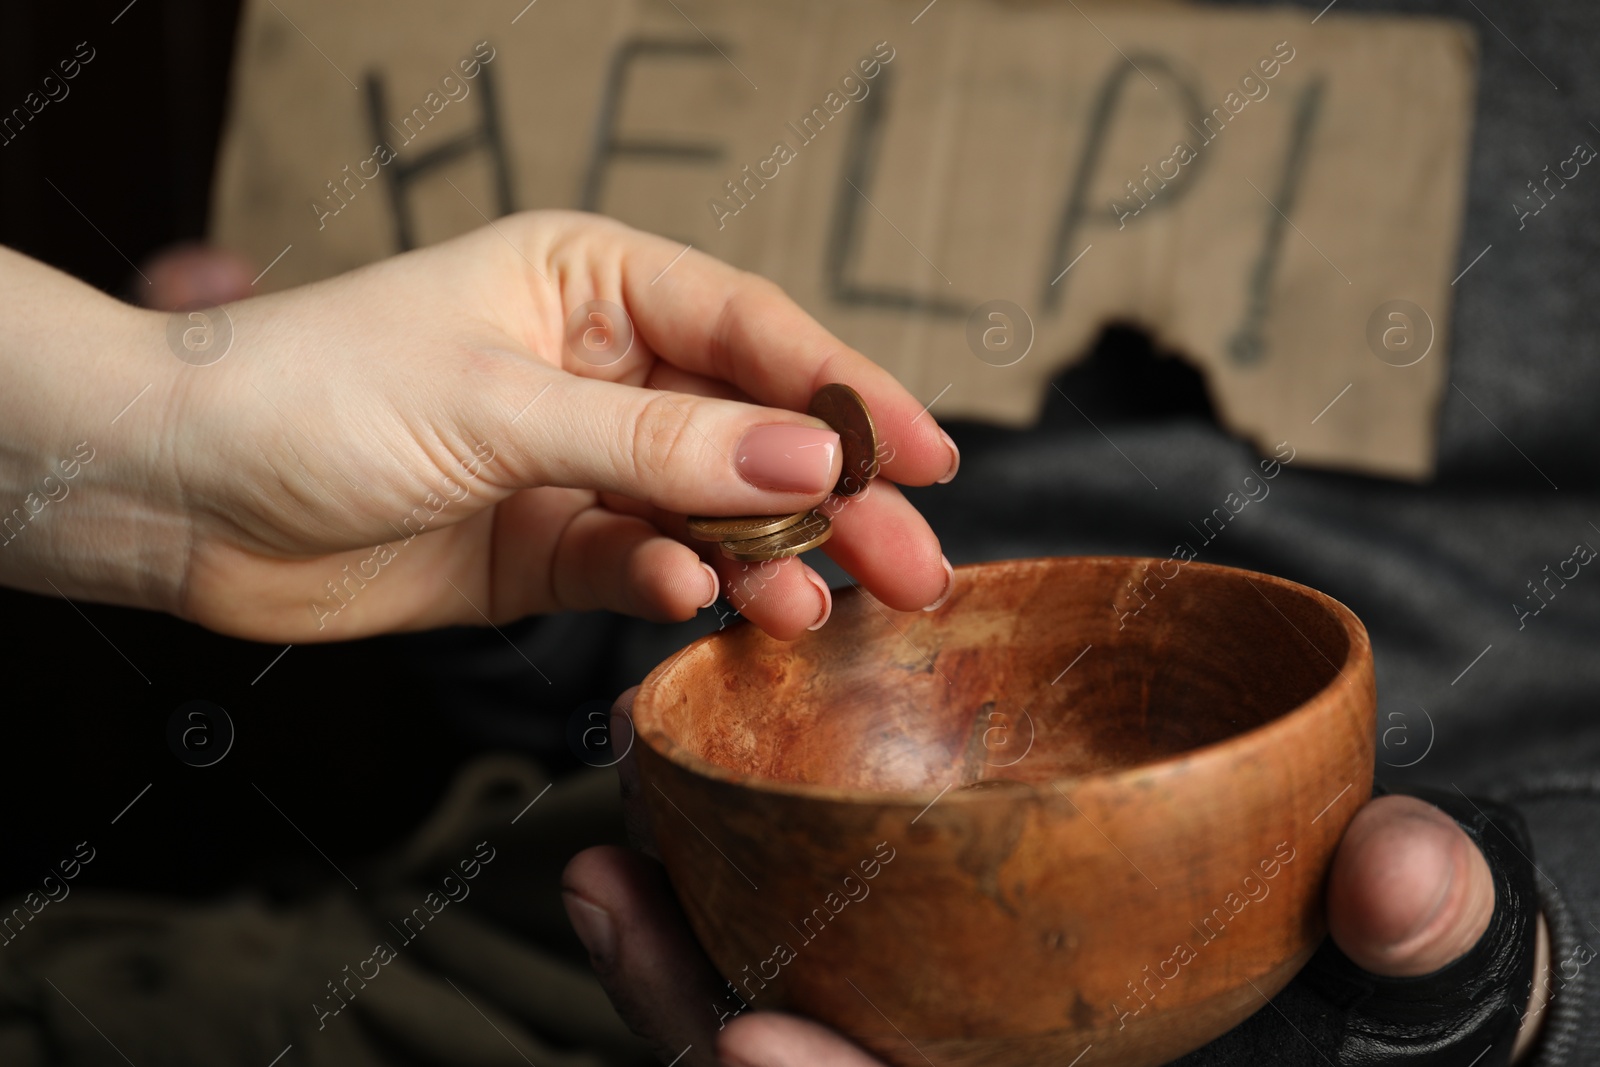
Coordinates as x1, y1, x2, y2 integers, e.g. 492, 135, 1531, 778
1, 212, 956, 641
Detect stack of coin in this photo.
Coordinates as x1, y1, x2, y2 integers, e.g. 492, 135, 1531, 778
688, 383, 879, 562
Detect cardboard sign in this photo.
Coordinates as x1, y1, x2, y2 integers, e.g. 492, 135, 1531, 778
212, 0, 1477, 479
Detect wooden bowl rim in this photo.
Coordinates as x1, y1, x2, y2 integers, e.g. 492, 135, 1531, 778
633, 555, 1372, 807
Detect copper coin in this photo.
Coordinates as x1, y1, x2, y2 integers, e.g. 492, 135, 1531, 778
808, 383, 879, 496
687, 512, 810, 543
719, 510, 833, 562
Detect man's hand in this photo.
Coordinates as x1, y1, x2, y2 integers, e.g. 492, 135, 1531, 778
3, 212, 956, 641
561, 695, 1550, 1066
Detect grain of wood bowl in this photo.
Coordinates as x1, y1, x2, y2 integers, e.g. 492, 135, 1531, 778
633, 556, 1375, 1067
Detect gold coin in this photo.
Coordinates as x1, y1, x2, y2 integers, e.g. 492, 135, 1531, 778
687, 512, 810, 542
808, 383, 880, 496
719, 510, 833, 562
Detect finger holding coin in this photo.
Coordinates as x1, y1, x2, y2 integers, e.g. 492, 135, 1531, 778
705, 552, 835, 641
613, 237, 958, 488
686, 513, 811, 542
677, 382, 947, 625
692, 522, 837, 640
683, 383, 874, 566
605, 501, 838, 639
817, 479, 951, 613
796, 375, 954, 490
678, 482, 948, 625
720, 512, 833, 561
518, 374, 841, 516
809, 371, 952, 489
758, 365, 952, 490
808, 383, 882, 496
519, 487, 722, 624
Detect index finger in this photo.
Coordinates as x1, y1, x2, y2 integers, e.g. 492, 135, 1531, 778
603, 221, 959, 488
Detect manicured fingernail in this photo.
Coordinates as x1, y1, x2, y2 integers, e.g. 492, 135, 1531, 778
562, 891, 617, 970
805, 569, 833, 631
698, 562, 720, 609
923, 556, 955, 611
936, 429, 960, 484
736, 425, 839, 493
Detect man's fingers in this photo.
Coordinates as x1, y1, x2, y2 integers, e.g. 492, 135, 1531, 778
561, 845, 730, 1067
1327, 795, 1497, 976
1329, 796, 1554, 1060
721, 1012, 892, 1067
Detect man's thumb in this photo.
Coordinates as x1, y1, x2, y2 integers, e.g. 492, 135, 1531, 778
1326, 794, 1497, 977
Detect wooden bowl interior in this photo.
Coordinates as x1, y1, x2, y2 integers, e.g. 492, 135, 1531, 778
651, 560, 1352, 793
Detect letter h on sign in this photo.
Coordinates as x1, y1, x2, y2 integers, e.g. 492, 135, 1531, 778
365, 65, 516, 251
581, 39, 728, 215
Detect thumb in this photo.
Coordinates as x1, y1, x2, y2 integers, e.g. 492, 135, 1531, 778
477, 365, 844, 515
562, 845, 730, 1066
1326, 794, 1496, 976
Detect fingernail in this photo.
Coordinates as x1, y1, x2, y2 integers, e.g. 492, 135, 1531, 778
698, 562, 720, 609
805, 569, 833, 631
936, 429, 960, 484
923, 556, 955, 612
1397, 853, 1456, 948
736, 425, 839, 493
562, 891, 617, 970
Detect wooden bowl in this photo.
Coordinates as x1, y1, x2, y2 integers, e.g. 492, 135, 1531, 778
634, 556, 1374, 1067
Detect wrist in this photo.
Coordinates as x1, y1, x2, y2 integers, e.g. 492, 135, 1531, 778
0, 248, 192, 614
